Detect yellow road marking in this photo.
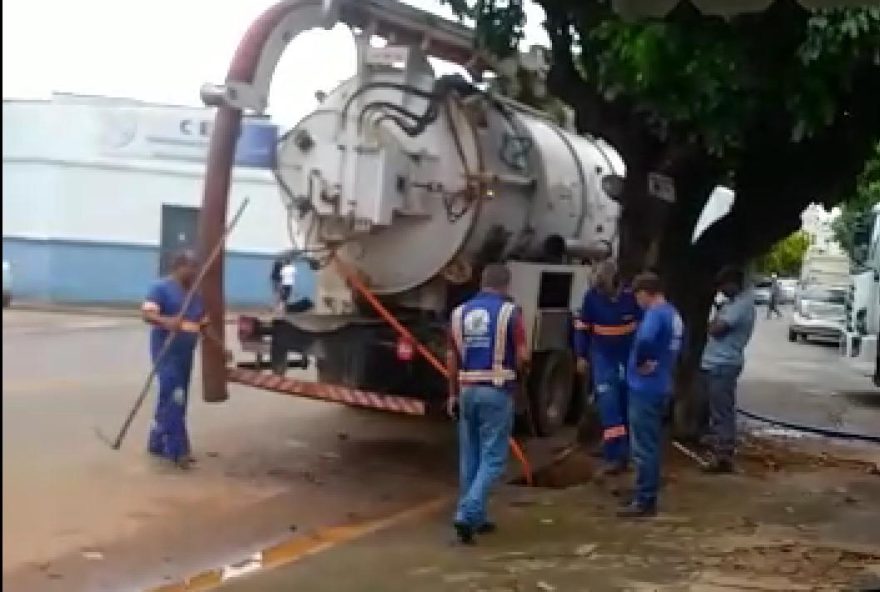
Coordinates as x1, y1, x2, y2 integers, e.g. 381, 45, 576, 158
146, 496, 450, 592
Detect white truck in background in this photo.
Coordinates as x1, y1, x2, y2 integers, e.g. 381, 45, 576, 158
790, 249, 849, 344
800, 250, 850, 289
841, 203, 880, 386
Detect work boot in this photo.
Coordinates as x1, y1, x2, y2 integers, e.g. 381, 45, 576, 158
616, 502, 657, 518
453, 522, 475, 545
476, 522, 497, 535
702, 457, 734, 474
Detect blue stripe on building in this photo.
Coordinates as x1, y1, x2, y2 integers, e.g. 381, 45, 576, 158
2, 237, 315, 306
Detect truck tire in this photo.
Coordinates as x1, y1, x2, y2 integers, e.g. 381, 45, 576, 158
528, 350, 574, 437
565, 371, 588, 426
788, 329, 797, 343
874, 346, 880, 389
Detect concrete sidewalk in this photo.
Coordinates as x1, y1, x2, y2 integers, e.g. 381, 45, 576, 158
216, 440, 880, 592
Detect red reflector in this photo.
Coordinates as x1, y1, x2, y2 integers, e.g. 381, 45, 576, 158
238, 316, 256, 339
396, 338, 414, 361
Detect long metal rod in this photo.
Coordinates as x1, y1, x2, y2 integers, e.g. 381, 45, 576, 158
97, 199, 250, 450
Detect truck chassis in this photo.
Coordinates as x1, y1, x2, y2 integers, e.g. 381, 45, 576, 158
236, 261, 591, 437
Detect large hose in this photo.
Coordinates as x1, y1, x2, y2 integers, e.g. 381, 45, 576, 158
736, 406, 880, 445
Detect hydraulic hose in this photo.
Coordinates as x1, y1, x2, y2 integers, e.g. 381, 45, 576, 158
736, 407, 880, 445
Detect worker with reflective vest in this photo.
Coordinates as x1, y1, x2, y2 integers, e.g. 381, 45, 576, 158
575, 260, 642, 473
447, 264, 528, 545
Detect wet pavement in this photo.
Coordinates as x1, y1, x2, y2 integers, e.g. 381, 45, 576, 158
2, 305, 879, 591
2, 309, 457, 591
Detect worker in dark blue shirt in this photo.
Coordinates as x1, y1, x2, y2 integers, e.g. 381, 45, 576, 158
619, 272, 684, 518
141, 251, 225, 469
574, 261, 642, 474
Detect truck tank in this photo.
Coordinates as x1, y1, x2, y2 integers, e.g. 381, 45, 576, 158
275, 44, 625, 319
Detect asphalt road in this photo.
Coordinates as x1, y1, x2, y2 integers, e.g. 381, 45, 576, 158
2, 310, 457, 592
2, 306, 878, 591
739, 304, 880, 439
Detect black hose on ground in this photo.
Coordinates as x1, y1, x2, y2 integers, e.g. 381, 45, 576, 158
736, 407, 880, 445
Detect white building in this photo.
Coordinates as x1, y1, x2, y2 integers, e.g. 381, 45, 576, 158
2, 93, 313, 305
801, 203, 843, 256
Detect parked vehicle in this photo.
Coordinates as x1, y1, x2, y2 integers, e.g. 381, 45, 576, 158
778, 278, 798, 304
800, 250, 850, 289
789, 285, 847, 343
753, 278, 772, 305
2, 260, 11, 308
202, 0, 626, 437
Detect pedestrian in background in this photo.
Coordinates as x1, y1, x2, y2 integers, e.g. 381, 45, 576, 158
574, 260, 642, 474
619, 272, 683, 518
447, 264, 529, 544
701, 266, 756, 473
278, 257, 296, 314
270, 256, 283, 300
767, 272, 782, 319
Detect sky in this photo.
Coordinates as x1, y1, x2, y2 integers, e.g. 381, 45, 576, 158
2, 0, 548, 127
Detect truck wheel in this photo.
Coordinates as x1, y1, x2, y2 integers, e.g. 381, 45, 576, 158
874, 349, 880, 388
788, 329, 797, 343
565, 372, 588, 425
528, 351, 574, 437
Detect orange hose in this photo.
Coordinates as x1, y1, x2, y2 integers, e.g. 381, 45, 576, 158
333, 256, 534, 486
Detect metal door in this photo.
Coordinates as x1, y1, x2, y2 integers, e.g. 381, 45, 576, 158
159, 205, 200, 275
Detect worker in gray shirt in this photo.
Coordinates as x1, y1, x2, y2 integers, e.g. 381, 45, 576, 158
700, 266, 756, 473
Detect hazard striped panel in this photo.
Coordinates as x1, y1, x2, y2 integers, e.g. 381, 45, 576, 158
227, 367, 427, 416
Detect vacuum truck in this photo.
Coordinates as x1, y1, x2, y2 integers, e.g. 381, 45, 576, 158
197, 0, 625, 436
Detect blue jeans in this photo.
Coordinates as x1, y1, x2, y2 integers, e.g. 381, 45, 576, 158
702, 364, 742, 462
455, 385, 514, 527
148, 352, 194, 461
629, 391, 666, 509
591, 354, 629, 465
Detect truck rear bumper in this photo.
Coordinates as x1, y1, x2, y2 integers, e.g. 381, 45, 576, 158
227, 367, 429, 415
790, 314, 843, 342
234, 313, 446, 411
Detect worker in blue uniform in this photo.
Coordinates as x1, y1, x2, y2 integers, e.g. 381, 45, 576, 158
141, 250, 223, 470
447, 264, 529, 545
574, 260, 642, 474
619, 271, 684, 518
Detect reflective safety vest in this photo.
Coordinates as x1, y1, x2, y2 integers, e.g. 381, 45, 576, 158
451, 292, 518, 388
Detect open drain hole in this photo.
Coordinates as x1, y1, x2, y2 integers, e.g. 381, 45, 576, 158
511, 449, 598, 488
